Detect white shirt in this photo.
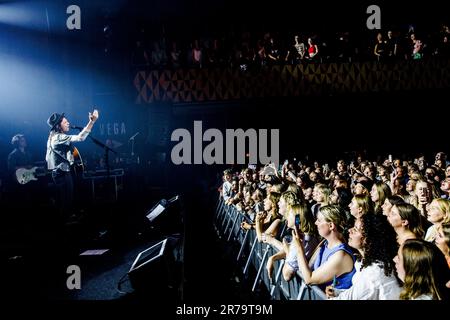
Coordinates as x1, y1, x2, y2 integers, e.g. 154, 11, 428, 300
222, 181, 233, 201
332, 261, 401, 300
413, 294, 433, 300
46, 128, 91, 171
425, 225, 438, 242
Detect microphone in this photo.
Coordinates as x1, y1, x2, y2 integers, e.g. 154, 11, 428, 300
71, 125, 84, 131
129, 132, 140, 140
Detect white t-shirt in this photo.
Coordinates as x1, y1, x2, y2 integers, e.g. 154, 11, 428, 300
331, 261, 401, 300
222, 181, 233, 201
412, 294, 433, 300
425, 225, 438, 242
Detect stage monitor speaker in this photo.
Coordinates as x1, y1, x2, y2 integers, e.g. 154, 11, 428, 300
127, 238, 174, 293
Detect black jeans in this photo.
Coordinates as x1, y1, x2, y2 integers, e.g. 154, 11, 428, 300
52, 169, 74, 220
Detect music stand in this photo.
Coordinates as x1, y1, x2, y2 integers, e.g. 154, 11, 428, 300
145, 196, 179, 222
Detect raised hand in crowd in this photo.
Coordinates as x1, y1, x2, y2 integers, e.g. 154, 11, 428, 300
255, 211, 267, 223
291, 225, 304, 248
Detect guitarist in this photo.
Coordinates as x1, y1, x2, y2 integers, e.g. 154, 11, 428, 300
5, 134, 34, 205
46, 109, 99, 223
7, 134, 33, 175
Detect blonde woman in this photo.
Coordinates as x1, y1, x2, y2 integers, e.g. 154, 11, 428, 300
292, 205, 355, 290
286, 183, 304, 202
404, 178, 418, 207
261, 191, 298, 247
425, 199, 450, 242
353, 179, 373, 196
311, 183, 332, 219
266, 203, 321, 281
349, 195, 374, 219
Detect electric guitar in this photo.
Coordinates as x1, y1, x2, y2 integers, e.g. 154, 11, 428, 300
16, 147, 85, 185
15, 167, 47, 185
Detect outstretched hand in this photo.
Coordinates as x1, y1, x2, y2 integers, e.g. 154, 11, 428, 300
89, 109, 99, 122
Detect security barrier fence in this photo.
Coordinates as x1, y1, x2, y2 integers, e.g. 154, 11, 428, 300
214, 195, 327, 301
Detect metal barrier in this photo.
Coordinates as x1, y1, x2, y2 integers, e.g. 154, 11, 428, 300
214, 195, 326, 300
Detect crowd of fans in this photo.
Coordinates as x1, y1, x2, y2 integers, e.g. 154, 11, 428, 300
219, 151, 450, 300
132, 24, 450, 70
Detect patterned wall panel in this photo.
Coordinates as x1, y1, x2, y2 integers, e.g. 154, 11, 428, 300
134, 59, 450, 104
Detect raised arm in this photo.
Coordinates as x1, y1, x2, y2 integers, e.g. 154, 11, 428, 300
67, 109, 99, 143
262, 231, 283, 251
266, 250, 286, 281
293, 228, 352, 286
255, 212, 267, 242
85, 109, 99, 132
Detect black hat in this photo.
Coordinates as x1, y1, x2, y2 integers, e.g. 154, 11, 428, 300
47, 113, 65, 130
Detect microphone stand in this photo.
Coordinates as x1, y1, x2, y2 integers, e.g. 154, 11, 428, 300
129, 132, 139, 158
73, 127, 118, 200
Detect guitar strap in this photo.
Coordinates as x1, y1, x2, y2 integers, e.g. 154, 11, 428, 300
48, 135, 73, 171
48, 134, 86, 178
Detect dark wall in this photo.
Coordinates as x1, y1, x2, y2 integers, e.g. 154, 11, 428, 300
159, 88, 448, 166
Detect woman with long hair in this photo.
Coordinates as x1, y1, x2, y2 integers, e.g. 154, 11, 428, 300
348, 194, 374, 219
292, 205, 355, 290
370, 181, 392, 214
424, 199, 450, 242
394, 239, 449, 300
266, 203, 321, 281
387, 203, 424, 245
435, 222, 450, 268
307, 37, 319, 60
259, 191, 298, 246
330, 187, 353, 210
253, 192, 282, 241
381, 195, 404, 216
327, 214, 401, 299
311, 183, 331, 218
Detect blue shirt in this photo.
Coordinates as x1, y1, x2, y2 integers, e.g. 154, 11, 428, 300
312, 240, 356, 290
